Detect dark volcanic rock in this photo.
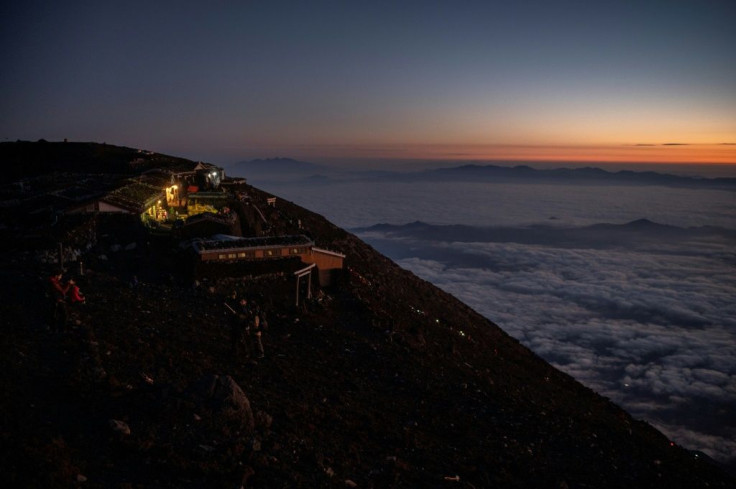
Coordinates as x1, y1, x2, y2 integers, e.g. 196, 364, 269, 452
188, 374, 255, 435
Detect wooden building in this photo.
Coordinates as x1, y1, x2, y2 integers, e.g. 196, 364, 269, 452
69, 181, 165, 219
303, 247, 346, 286
191, 235, 345, 286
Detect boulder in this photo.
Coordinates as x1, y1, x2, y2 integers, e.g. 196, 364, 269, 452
108, 419, 131, 436
188, 374, 255, 434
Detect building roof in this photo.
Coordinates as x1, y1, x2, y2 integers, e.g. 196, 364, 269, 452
188, 191, 230, 201
192, 234, 314, 254
311, 247, 346, 259
101, 181, 164, 213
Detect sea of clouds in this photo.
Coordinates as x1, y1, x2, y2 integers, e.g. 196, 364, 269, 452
244, 174, 736, 464
368, 234, 736, 462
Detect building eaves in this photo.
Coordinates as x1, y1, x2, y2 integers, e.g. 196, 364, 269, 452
102, 181, 164, 213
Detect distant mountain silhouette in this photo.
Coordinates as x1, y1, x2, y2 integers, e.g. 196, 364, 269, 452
234, 157, 328, 175
233, 159, 736, 190
354, 219, 736, 249
389, 164, 736, 189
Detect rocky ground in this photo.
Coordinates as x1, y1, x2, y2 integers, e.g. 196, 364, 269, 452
1, 146, 734, 488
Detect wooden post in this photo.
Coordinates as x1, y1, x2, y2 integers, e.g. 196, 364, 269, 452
295, 275, 300, 307
294, 264, 316, 308
307, 270, 312, 299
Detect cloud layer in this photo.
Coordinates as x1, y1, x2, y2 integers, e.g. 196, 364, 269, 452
363, 235, 736, 463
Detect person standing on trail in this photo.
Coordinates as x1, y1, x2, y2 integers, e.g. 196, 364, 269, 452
233, 297, 252, 360
224, 290, 239, 320
252, 307, 265, 359
49, 273, 69, 300
48, 272, 69, 333
68, 279, 85, 305
224, 292, 243, 358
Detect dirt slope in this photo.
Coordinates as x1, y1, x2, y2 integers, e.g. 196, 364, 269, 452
0, 143, 733, 488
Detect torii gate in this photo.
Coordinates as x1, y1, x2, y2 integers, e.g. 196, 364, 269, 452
294, 263, 316, 307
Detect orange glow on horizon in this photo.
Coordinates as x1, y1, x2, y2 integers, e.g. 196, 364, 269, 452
440, 143, 736, 165
269, 142, 736, 165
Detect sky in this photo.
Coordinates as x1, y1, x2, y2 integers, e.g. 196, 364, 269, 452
2, 0, 736, 166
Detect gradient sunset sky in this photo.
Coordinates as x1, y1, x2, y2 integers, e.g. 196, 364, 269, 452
2, 0, 735, 166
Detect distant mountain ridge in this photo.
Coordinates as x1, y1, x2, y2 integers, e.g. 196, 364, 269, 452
234, 157, 327, 175
407, 164, 736, 189
353, 218, 736, 249
234, 157, 736, 189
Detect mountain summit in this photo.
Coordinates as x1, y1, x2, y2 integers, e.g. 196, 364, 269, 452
1, 141, 733, 488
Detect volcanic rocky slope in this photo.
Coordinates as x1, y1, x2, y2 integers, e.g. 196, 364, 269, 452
1, 144, 733, 488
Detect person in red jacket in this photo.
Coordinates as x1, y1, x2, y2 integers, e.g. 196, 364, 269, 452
49, 273, 69, 300
68, 279, 85, 305
48, 273, 70, 332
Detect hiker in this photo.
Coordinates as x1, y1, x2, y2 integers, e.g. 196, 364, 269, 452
48, 273, 69, 333
242, 298, 259, 358
224, 292, 242, 356
252, 306, 265, 359
224, 290, 239, 313
68, 279, 86, 305
231, 297, 252, 359
48, 273, 69, 300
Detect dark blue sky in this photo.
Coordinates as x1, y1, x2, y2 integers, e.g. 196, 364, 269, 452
2, 0, 734, 165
